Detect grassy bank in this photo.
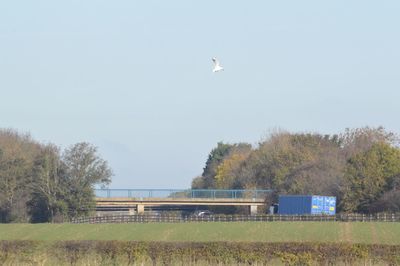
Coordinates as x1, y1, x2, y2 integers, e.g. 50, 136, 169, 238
1, 241, 400, 265
1, 222, 400, 244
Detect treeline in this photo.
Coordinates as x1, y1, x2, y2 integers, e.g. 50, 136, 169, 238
0, 129, 112, 223
192, 127, 400, 213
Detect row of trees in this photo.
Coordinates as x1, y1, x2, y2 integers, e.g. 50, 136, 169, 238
192, 127, 400, 213
0, 129, 112, 223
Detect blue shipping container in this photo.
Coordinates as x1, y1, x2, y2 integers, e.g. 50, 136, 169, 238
278, 195, 336, 215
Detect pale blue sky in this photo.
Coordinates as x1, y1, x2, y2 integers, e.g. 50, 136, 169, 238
1, 1, 399, 188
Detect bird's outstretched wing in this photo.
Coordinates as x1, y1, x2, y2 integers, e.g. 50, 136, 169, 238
212, 57, 220, 67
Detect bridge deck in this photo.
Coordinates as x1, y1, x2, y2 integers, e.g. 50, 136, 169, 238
96, 197, 265, 207
95, 189, 270, 214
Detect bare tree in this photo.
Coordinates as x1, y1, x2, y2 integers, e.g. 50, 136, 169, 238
28, 144, 66, 222
0, 129, 40, 222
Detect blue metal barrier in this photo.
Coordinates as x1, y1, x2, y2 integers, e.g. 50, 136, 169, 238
95, 189, 272, 199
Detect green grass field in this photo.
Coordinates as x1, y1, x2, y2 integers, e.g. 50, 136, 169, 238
1, 222, 400, 244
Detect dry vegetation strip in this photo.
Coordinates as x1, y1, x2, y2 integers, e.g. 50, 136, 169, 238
1, 241, 400, 266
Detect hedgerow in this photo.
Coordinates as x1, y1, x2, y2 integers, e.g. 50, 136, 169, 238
1, 241, 400, 265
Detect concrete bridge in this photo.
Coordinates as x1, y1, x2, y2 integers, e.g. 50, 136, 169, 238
95, 189, 271, 215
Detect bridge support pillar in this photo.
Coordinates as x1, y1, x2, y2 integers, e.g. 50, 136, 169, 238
137, 204, 144, 214
250, 205, 258, 215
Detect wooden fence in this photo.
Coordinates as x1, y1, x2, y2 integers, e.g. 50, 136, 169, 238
71, 213, 400, 224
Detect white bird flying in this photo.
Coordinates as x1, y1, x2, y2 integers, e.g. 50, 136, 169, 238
212, 57, 224, 72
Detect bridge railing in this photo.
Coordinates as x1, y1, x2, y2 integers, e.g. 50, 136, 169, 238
95, 189, 272, 199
